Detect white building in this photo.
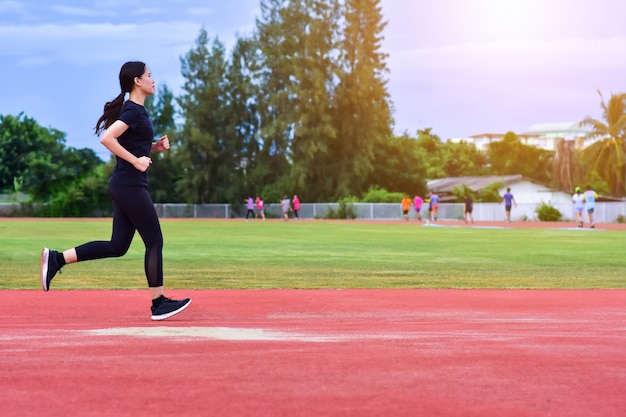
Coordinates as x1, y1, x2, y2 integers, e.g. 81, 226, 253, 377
451, 122, 593, 151
425, 175, 592, 221
427, 175, 571, 205
523, 122, 593, 150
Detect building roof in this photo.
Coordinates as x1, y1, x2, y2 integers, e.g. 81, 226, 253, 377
426, 175, 620, 202
468, 133, 540, 139
427, 175, 524, 194
525, 122, 590, 136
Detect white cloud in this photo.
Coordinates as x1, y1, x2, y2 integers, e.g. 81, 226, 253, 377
16, 55, 51, 67
132, 7, 161, 16
50, 5, 99, 17
0, 21, 208, 66
186, 7, 214, 17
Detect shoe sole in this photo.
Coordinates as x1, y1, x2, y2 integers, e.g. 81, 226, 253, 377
151, 299, 192, 321
40, 248, 50, 292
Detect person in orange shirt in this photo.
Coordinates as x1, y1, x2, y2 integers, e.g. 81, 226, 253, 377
401, 195, 412, 221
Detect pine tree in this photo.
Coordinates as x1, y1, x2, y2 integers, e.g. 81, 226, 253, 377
144, 84, 182, 203
177, 31, 234, 203
333, 0, 393, 199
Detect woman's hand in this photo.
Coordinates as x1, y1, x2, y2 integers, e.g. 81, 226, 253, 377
153, 135, 170, 152
133, 156, 152, 172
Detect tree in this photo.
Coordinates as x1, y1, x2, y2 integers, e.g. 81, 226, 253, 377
254, 0, 341, 201
254, 0, 393, 202
369, 134, 427, 196
0, 113, 101, 201
442, 140, 488, 178
487, 131, 552, 184
44, 162, 113, 217
254, 0, 299, 200
413, 128, 446, 179
177, 32, 236, 203
330, 0, 392, 200
288, 0, 340, 201
580, 91, 626, 196
145, 84, 184, 203
552, 138, 581, 192
224, 36, 264, 198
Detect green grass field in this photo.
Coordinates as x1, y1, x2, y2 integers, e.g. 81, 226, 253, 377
1, 219, 624, 290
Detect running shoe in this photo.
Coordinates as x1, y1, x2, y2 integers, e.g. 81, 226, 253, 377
40, 248, 62, 292
151, 297, 192, 321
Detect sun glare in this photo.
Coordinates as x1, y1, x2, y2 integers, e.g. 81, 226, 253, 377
470, 0, 542, 40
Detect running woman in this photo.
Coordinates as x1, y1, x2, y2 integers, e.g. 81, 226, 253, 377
40, 61, 191, 321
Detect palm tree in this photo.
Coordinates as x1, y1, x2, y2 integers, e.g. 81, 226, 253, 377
552, 138, 576, 192
580, 91, 626, 196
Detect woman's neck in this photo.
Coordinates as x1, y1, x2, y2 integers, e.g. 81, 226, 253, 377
128, 91, 146, 106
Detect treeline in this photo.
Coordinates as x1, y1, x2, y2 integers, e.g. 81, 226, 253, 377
127, 0, 579, 205
1, 0, 625, 217
173, 0, 394, 204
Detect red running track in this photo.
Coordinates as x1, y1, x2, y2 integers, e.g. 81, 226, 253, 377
1, 289, 625, 417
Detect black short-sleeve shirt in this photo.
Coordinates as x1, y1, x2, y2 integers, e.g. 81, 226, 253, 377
109, 101, 154, 187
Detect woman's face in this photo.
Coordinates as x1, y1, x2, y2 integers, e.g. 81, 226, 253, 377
135, 66, 155, 96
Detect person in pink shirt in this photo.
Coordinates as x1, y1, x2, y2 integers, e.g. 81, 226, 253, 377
413, 195, 423, 221
255, 196, 265, 221
293, 195, 300, 219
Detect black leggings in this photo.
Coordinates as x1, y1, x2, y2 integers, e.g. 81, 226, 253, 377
75, 185, 164, 288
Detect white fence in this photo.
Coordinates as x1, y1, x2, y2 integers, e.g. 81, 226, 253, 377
153, 202, 626, 223
2, 201, 623, 222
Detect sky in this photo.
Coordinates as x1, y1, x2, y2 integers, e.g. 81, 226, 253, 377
1, 0, 625, 160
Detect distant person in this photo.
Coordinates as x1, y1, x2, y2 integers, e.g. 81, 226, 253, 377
39, 61, 191, 321
464, 194, 474, 224
572, 186, 585, 228
583, 185, 598, 228
429, 191, 440, 222
413, 194, 423, 221
500, 187, 517, 223
293, 195, 300, 219
245, 196, 255, 220
255, 196, 265, 221
401, 195, 412, 221
280, 195, 291, 221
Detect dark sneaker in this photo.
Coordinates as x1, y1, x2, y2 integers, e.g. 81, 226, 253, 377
40, 248, 62, 292
151, 297, 192, 321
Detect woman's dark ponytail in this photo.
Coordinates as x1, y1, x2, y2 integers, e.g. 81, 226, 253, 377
94, 93, 125, 135
94, 61, 146, 136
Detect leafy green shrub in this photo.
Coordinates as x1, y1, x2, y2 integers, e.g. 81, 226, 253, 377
451, 183, 475, 203
616, 214, 626, 224
477, 181, 504, 202
324, 199, 357, 219
361, 186, 404, 203
535, 202, 562, 222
